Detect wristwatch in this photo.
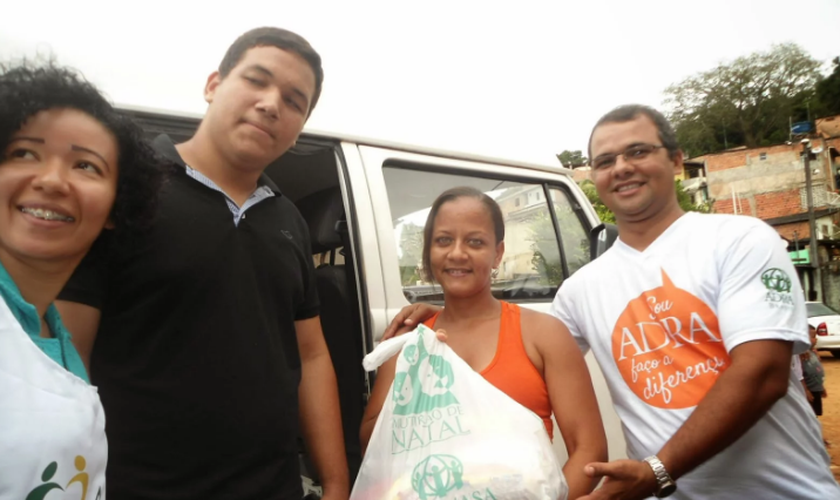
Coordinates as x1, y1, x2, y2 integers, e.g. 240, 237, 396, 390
642, 455, 677, 498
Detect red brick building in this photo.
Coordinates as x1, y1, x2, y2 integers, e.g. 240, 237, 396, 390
693, 120, 840, 240
689, 116, 840, 302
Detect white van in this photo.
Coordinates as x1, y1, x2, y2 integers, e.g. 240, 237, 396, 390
121, 105, 626, 493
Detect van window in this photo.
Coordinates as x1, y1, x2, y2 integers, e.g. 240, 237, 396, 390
383, 166, 587, 303
550, 186, 591, 275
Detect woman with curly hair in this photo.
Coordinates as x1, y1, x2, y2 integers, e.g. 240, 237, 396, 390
0, 61, 164, 498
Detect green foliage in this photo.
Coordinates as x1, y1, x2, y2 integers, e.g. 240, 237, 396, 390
579, 180, 616, 224
665, 43, 823, 158
557, 150, 588, 168
816, 57, 840, 117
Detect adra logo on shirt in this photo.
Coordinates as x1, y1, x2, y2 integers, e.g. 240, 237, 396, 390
761, 268, 794, 307
611, 270, 730, 409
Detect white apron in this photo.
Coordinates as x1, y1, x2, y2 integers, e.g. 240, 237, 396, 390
0, 297, 107, 500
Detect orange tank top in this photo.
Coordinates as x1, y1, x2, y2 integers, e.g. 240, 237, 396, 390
424, 301, 553, 439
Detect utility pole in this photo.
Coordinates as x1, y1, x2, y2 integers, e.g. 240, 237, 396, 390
803, 139, 820, 301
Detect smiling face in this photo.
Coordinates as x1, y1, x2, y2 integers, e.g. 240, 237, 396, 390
589, 114, 683, 225
0, 108, 119, 268
202, 45, 316, 171
429, 197, 504, 300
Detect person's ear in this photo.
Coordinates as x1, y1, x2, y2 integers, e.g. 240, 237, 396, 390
494, 241, 505, 269
204, 71, 222, 104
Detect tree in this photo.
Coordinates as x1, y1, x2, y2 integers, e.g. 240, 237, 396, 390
557, 150, 588, 168
816, 57, 840, 117
577, 179, 709, 224
579, 180, 615, 224
665, 43, 823, 158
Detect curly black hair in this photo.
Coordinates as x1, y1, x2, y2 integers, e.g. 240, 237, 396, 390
0, 60, 165, 255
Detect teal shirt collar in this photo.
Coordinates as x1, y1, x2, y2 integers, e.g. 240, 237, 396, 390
0, 260, 43, 337
0, 260, 89, 383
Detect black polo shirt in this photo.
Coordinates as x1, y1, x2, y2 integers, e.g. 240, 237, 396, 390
60, 135, 320, 499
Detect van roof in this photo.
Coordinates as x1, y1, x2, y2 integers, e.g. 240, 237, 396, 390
116, 103, 573, 177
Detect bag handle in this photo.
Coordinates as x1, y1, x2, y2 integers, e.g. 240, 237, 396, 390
362, 325, 432, 371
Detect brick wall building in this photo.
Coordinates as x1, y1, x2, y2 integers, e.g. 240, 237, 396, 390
694, 136, 840, 242
689, 116, 840, 302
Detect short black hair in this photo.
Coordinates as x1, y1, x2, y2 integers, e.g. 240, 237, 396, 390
0, 60, 165, 256
588, 104, 680, 161
421, 186, 505, 282
219, 27, 324, 116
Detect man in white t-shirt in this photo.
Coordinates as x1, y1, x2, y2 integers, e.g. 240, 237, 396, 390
383, 105, 839, 499
555, 105, 839, 500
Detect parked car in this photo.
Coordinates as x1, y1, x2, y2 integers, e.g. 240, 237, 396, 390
806, 301, 840, 356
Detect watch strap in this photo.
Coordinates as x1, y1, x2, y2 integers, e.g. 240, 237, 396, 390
642, 455, 677, 498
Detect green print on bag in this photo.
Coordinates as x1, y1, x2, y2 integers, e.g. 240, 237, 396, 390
390, 328, 471, 454
26, 456, 102, 500
392, 330, 459, 416
411, 454, 498, 500
412, 454, 464, 499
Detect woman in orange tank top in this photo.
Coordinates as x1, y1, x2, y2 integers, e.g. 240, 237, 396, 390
361, 187, 607, 499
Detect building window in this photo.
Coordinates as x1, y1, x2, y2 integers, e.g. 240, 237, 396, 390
515, 198, 521, 207
760, 152, 767, 160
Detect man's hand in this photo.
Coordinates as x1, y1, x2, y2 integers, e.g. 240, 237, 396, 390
823, 389, 828, 399
382, 303, 441, 340
807, 389, 815, 403
578, 460, 658, 500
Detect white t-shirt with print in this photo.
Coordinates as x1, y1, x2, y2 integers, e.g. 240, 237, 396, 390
551, 212, 839, 500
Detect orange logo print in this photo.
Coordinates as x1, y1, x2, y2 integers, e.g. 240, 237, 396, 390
611, 270, 730, 409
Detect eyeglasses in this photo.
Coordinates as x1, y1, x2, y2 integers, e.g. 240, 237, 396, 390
591, 144, 667, 170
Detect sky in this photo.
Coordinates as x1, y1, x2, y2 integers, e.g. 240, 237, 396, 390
2, 0, 839, 166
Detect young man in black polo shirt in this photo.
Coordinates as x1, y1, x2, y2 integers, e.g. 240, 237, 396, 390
57, 27, 349, 500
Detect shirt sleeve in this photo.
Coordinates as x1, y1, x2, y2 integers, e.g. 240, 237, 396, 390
549, 278, 591, 355
715, 218, 810, 355
56, 237, 108, 310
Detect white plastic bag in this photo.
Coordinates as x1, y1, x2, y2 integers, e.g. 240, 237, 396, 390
352, 324, 568, 500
